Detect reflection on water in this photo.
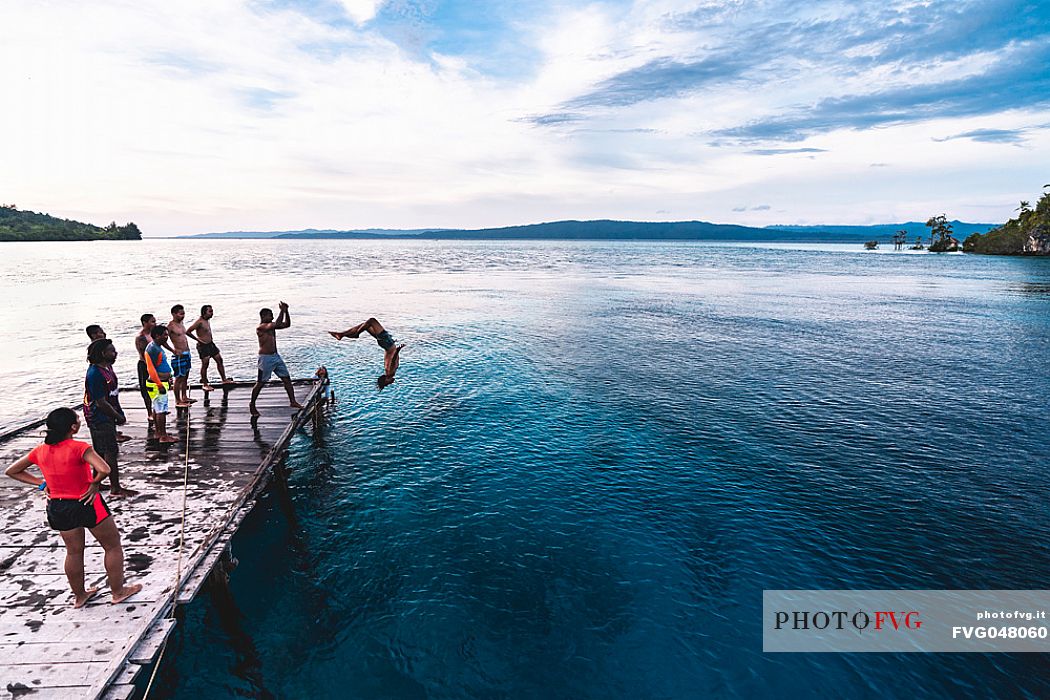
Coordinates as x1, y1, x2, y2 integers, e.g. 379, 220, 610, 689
1013, 282, 1050, 296
3, 240, 1050, 699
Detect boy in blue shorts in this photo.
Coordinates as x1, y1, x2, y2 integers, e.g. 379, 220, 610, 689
167, 304, 200, 408
249, 302, 304, 416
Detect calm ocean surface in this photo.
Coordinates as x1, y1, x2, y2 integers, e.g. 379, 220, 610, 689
2, 240, 1050, 698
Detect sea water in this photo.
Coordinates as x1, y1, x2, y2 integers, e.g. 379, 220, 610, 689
2, 240, 1049, 698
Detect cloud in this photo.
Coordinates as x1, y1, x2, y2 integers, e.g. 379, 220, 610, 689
747, 148, 827, 156
566, 56, 751, 109
371, 0, 548, 79
336, 0, 385, 24
522, 112, 584, 126
932, 128, 1027, 144
542, 0, 1050, 145
237, 87, 297, 111
714, 39, 1050, 142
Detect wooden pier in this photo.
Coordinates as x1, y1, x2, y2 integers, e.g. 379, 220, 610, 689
0, 375, 330, 699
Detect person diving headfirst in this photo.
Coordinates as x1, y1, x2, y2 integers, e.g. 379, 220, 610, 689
328, 318, 405, 389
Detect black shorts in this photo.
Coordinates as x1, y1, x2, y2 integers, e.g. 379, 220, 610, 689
197, 342, 220, 359
137, 360, 150, 400
47, 493, 111, 531
89, 422, 118, 456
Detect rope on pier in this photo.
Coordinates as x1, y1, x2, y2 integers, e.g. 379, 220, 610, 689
141, 408, 193, 699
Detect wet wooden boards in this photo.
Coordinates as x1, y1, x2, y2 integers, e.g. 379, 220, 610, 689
0, 377, 330, 699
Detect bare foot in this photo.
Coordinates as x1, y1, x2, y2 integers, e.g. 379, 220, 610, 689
74, 586, 101, 609
176, 402, 191, 408
290, 401, 304, 409
222, 378, 235, 384
109, 488, 139, 499
188, 398, 198, 403
158, 436, 178, 444
116, 433, 132, 443
202, 384, 214, 392
111, 583, 143, 605
249, 405, 261, 417
328, 331, 344, 340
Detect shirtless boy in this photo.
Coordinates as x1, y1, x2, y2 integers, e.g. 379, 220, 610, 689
167, 305, 200, 408
328, 317, 405, 390
249, 302, 303, 416
187, 305, 232, 390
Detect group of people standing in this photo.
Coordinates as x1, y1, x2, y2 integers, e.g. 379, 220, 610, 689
83, 304, 236, 456
5, 304, 405, 610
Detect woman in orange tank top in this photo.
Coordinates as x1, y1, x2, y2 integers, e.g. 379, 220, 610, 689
6, 408, 142, 608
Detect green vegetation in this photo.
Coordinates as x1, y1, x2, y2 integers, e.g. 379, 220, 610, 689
0, 204, 142, 242
925, 214, 960, 252
964, 188, 1050, 255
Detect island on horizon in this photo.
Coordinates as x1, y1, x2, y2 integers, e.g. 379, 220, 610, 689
181, 218, 998, 244
0, 205, 142, 242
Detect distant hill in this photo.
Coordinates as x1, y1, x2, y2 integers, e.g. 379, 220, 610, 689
276, 220, 773, 240
185, 219, 998, 242
0, 205, 142, 242
189, 228, 449, 239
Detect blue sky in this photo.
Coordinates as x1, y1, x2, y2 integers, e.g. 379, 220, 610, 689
1, 0, 1048, 235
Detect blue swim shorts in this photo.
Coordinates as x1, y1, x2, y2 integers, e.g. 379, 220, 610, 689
257, 353, 290, 381
171, 351, 192, 378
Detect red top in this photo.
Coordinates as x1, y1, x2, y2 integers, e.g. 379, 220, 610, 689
27, 439, 93, 499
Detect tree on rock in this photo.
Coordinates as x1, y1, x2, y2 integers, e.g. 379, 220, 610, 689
926, 214, 960, 252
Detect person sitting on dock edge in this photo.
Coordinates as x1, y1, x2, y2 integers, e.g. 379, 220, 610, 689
6, 407, 142, 607
187, 304, 234, 391
249, 302, 303, 416
328, 317, 405, 390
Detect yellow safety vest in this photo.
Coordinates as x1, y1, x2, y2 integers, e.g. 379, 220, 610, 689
144, 348, 169, 400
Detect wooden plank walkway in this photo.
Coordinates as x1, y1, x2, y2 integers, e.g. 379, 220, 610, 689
0, 376, 331, 699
